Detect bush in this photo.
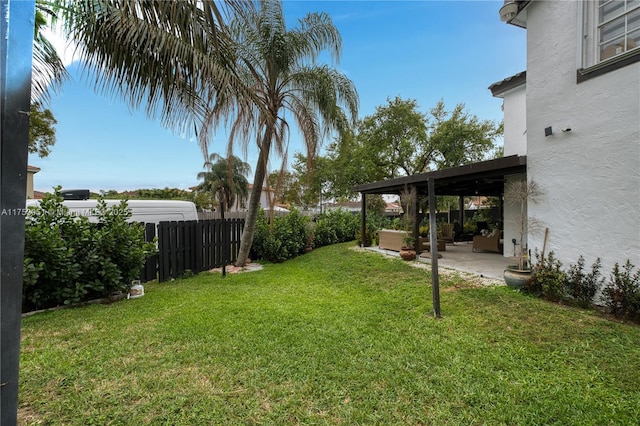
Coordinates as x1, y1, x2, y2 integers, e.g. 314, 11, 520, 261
602, 260, 640, 321
355, 222, 377, 247
565, 256, 603, 308
251, 209, 309, 263
23, 188, 156, 312
527, 251, 566, 302
251, 208, 359, 262
314, 209, 359, 247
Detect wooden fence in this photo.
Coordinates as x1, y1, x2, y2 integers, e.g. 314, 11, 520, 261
140, 218, 245, 283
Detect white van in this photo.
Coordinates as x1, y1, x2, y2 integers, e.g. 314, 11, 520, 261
26, 199, 198, 226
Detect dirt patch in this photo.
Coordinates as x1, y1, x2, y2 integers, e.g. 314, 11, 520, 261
209, 262, 263, 274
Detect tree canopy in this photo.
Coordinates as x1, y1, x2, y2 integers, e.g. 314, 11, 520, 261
29, 102, 57, 158
197, 154, 250, 212
322, 97, 502, 199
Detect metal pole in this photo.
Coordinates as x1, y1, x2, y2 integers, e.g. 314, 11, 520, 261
428, 179, 441, 318
221, 201, 226, 277
1, 1, 35, 424
360, 194, 366, 247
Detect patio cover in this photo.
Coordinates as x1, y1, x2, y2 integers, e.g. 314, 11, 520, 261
351, 155, 526, 197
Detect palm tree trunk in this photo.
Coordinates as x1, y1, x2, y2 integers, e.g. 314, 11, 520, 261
235, 132, 271, 266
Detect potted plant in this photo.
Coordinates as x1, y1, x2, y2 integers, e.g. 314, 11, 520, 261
503, 179, 543, 287
399, 186, 417, 261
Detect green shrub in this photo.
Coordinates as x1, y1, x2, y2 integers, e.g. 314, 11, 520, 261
355, 222, 377, 247
23, 188, 156, 312
528, 251, 567, 302
314, 209, 359, 247
251, 209, 308, 263
602, 260, 640, 321
251, 208, 359, 262
565, 256, 603, 308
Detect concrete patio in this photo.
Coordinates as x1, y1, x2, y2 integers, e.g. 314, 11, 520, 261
365, 241, 516, 283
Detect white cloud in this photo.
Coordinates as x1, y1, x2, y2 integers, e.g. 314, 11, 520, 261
41, 24, 80, 67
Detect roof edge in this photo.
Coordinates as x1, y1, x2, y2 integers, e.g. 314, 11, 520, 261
488, 71, 526, 97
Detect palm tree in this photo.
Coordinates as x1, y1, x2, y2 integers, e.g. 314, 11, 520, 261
53, 0, 256, 154
32, 1, 68, 102
204, 1, 359, 266
197, 154, 251, 213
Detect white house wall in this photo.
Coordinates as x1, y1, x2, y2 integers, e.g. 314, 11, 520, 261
502, 85, 527, 157
503, 173, 526, 258
524, 1, 640, 273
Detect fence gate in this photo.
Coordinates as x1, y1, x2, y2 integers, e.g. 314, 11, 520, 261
140, 218, 245, 283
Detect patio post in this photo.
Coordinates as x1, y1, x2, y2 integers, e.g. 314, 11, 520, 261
1, 0, 35, 424
360, 194, 366, 247
428, 178, 441, 318
411, 185, 420, 252
458, 195, 465, 233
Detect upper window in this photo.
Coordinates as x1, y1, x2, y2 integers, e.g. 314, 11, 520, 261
598, 0, 640, 61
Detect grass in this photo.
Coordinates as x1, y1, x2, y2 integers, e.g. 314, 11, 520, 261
19, 242, 640, 425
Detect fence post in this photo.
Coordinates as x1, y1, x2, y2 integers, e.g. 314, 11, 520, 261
195, 220, 203, 273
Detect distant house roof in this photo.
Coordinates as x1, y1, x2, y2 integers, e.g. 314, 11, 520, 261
488, 71, 526, 97
32, 190, 47, 199
27, 165, 41, 173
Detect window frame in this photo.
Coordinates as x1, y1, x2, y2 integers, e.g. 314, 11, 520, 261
578, 0, 640, 83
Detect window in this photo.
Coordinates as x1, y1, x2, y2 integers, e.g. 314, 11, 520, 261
578, 0, 640, 82
598, 0, 640, 61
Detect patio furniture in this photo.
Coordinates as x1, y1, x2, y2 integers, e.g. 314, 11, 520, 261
378, 229, 409, 251
378, 230, 435, 253
472, 229, 501, 253
439, 223, 455, 244
420, 239, 446, 252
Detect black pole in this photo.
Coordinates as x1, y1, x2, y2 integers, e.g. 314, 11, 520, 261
428, 179, 441, 318
360, 194, 366, 247
221, 201, 226, 277
458, 195, 465, 236
1, 1, 35, 424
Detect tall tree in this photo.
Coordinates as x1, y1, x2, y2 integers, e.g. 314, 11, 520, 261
55, 0, 255, 155
197, 154, 251, 213
323, 98, 501, 198
29, 101, 57, 157
205, 1, 358, 266
32, 1, 68, 102
428, 100, 502, 169
357, 96, 432, 178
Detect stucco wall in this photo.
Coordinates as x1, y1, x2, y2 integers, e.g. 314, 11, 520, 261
502, 85, 527, 157
524, 1, 640, 273
503, 174, 527, 259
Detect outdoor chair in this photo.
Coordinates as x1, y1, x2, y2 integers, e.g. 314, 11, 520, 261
438, 223, 455, 244
472, 228, 501, 253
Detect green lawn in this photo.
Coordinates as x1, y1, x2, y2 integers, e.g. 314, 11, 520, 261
19, 243, 640, 425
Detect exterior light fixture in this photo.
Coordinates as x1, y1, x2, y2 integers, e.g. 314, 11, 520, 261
544, 126, 553, 137
499, 1, 519, 22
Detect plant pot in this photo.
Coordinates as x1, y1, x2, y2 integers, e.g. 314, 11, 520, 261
399, 247, 416, 261
503, 266, 532, 288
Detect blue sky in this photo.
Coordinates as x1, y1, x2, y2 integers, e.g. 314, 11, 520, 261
32, 0, 526, 193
